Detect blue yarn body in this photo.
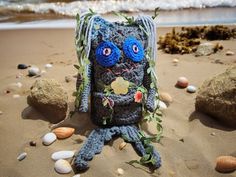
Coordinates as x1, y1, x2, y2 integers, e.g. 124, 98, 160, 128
75, 16, 161, 171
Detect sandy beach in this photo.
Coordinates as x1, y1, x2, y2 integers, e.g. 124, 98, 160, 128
0, 26, 235, 177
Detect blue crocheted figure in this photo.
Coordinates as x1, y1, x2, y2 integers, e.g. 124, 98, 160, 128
74, 12, 161, 171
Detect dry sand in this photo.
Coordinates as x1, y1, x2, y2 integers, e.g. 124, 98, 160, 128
0, 27, 235, 177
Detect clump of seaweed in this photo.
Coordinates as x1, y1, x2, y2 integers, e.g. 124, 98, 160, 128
158, 28, 200, 54
204, 25, 236, 40
158, 25, 236, 54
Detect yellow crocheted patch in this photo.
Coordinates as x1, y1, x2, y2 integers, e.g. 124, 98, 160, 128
111, 77, 129, 95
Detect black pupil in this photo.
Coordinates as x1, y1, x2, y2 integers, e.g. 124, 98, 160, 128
134, 46, 138, 52
105, 49, 109, 55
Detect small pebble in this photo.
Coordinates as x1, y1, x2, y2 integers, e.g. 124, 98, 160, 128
176, 77, 189, 88
72, 175, 81, 177
119, 142, 127, 150
17, 152, 27, 161
15, 82, 23, 88
29, 141, 36, 146
211, 132, 216, 136
159, 92, 173, 104
179, 138, 184, 143
42, 132, 57, 146
5, 90, 10, 94
187, 85, 197, 93
117, 168, 124, 175
158, 100, 167, 110
17, 64, 28, 69
51, 151, 75, 161
28, 67, 40, 76
226, 50, 235, 56
172, 58, 179, 63
172, 58, 179, 65
45, 63, 53, 69
0, 111, 3, 115
54, 159, 72, 174
13, 94, 20, 98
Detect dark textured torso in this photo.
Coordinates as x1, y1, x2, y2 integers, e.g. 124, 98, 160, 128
89, 18, 148, 126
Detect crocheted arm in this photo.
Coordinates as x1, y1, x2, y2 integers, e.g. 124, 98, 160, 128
77, 64, 92, 112
143, 62, 156, 112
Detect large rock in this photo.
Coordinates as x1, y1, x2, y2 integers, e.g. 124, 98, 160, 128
195, 66, 236, 127
27, 79, 68, 123
195, 42, 214, 57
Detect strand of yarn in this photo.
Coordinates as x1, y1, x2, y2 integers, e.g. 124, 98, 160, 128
137, 15, 158, 80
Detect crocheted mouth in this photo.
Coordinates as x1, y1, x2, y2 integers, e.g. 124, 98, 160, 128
106, 61, 140, 76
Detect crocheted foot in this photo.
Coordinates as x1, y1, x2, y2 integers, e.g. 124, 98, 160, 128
121, 125, 161, 169
74, 126, 120, 171
151, 148, 161, 169
74, 128, 106, 171
74, 158, 89, 171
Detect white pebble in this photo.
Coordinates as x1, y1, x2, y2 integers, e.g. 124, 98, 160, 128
28, 67, 40, 76
54, 159, 72, 174
0, 111, 3, 115
172, 58, 179, 64
42, 132, 57, 146
157, 100, 167, 110
51, 151, 75, 161
45, 63, 53, 69
16, 82, 23, 88
17, 152, 27, 161
72, 175, 81, 177
226, 50, 235, 56
13, 94, 20, 98
211, 132, 216, 136
117, 168, 124, 175
187, 85, 197, 93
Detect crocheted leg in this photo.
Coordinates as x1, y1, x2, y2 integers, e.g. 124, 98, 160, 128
74, 126, 120, 171
120, 125, 161, 169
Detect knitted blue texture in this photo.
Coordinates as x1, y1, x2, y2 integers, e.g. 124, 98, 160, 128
95, 41, 121, 67
123, 37, 144, 62
75, 14, 161, 172
74, 125, 161, 171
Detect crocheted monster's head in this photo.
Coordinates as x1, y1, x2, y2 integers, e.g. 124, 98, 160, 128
75, 13, 157, 126
90, 17, 149, 90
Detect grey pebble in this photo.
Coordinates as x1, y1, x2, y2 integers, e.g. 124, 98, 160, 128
17, 152, 27, 161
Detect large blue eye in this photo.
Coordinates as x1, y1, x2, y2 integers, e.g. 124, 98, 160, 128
95, 41, 120, 67
123, 37, 144, 62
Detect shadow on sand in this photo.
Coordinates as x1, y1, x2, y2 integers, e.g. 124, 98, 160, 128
189, 111, 235, 131
21, 102, 96, 137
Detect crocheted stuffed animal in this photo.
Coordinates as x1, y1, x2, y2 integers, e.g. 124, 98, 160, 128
74, 11, 161, 171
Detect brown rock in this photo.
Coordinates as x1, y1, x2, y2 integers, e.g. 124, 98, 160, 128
195, 66, 236, 127
159, 92, 173, 104
27, 79, 68, 123
215, 156, 236, 173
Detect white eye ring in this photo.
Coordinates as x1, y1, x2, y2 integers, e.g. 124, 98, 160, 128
132, 45, 139, 53
103, 48, 112, 56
